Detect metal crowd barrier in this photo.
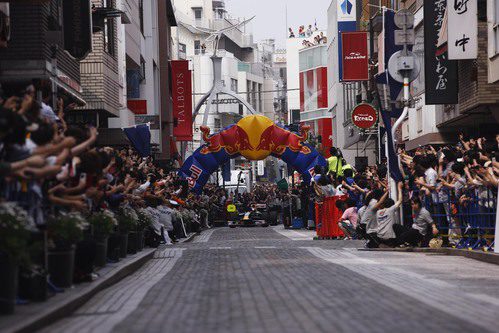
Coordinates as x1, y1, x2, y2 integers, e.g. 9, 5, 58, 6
405, 187, 497, 250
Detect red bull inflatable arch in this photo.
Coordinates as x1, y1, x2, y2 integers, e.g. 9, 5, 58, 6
179, 115, 328, 193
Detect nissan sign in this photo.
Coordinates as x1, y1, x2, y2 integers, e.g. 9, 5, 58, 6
341, 31, 369, 81
351, 103, 378, 129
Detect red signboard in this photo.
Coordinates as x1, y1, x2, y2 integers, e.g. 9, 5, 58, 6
341, 31, 369, 81
351, 103, 378, 129
127, 100, 147, 115
171, 60, 193, 141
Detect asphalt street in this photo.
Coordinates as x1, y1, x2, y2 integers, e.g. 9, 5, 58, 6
39, 227, 499, 333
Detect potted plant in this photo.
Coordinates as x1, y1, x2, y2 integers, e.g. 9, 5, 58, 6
117, 206, 138, 256
136, 209, 152, 251
0, 202, 32, 314
18, 239, 47, 303
88, 210, 117, 267
46, 211, 87, 288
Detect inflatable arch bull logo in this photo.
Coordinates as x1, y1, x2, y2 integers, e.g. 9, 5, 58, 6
179, 115, 327, 193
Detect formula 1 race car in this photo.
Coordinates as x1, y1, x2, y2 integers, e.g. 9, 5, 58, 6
229, 204, 269, 228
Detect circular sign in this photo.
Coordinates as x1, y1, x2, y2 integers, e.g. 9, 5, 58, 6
394, 9, 414, 29
351, 104, 378, 129
388, 51, 421, 83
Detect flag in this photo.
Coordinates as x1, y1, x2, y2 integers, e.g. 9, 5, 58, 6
379, 111, 403, 182
123, 124, 151, 158
375, 10, 412, 118
222, 162, 231, 182
374, 10, 406, 182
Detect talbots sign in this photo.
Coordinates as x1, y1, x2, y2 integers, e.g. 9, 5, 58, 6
351, 103, 378, 129
171, 60, 193, 141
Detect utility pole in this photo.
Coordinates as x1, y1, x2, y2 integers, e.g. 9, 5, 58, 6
388, 9, 421, 201
387, 6, 420, 222
50, 45, 59, 111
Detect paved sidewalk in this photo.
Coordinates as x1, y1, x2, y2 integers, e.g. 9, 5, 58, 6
38, 249, 183, 333
0, 248, 156, 333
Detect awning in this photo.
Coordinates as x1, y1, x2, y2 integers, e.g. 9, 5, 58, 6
51, 77, 86, 106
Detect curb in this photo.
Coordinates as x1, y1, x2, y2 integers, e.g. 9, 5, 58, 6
359, 247, 499, 266
178, 232, 198, 243
1, 248, 156, 333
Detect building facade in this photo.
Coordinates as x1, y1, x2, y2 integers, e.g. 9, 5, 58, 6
401, 0, 499, 150
172, 0, 266, 156
0, 1, 89, 107
326, 1, 376, 167
299, 43, 332, 156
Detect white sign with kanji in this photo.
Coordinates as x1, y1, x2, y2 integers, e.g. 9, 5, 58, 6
447, 0, 478, 59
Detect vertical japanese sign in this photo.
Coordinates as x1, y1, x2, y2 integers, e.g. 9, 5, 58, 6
424, 0, 458, 104
337, 0, 357, 81
447, 0, 478, 59
171, 60, 193, 141
341, 31, 369, 81
63, 0, 92, 59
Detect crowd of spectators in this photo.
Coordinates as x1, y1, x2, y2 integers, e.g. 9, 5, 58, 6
311, 136, 499, 249
288, 24, 327, 48
0, 84, 211, 287
1, 80, 498, 305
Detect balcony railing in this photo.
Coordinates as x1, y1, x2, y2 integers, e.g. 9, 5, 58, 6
238, 61, 264, 77
299, 44, 327, 72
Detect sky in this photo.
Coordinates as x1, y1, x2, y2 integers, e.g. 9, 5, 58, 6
225, 0, 332, 48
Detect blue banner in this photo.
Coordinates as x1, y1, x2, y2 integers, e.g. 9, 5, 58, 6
123, 124, 151, 158
376, 10, 413, 118
374, 10, 406, 182
222, 162, 231, 182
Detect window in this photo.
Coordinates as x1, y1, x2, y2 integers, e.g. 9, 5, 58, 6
230, 79, 238, 92
139, 0, 144, 35
213, 8, 224, 20
279, 67, 286, 78
491, 0, 499, 57
193, 7, 202, 20
416, 107, 423, 133
251, 82, 257, 110
140, 58, 146, 82
104, 17, 115, 55
258, 83, 263, 113
103, 0, 115, 56
194, 40, 201, 55
343, 82, 360, 125
246, 80, 251, 103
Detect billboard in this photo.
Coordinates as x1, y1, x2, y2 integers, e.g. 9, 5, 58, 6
337, 0, 357, 81
341, 31, 369, 81
424, 0, 458, 104
171, 60, 193, 141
